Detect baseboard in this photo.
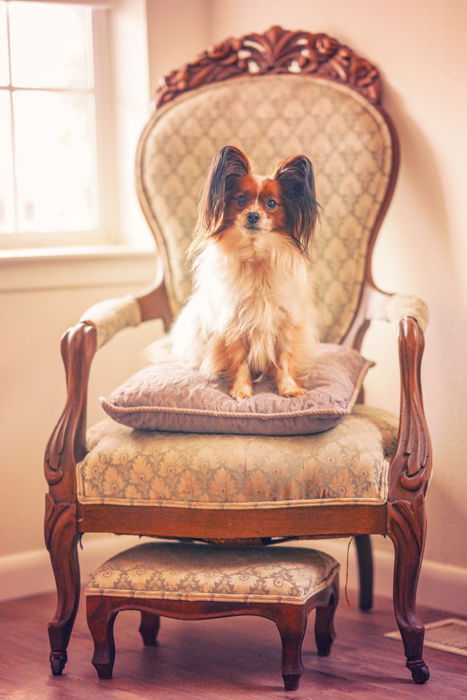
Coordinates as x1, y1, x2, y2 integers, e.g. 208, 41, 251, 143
1, 535, 466, 617
305, 538, 467, 616
0, 535, 146, 602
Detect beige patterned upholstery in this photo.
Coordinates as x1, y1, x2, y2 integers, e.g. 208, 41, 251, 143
77, 405, 397, 509
80, 295, 142, 349
85, 542, 339, 605
139, 74, 395, 343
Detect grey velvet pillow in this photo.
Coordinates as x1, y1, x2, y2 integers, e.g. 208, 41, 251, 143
101, 344, 373, 436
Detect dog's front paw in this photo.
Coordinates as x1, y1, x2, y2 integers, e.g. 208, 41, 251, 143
230, 383, 253, 401
277, 377, 307, 398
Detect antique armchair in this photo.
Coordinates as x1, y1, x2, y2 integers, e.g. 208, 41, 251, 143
44, 27, 432, 684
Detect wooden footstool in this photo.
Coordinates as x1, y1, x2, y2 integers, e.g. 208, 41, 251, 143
85, 541, 339, 691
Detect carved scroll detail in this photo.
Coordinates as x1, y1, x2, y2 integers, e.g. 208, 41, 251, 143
44, 494, 77, 552
387, 493, 425, 555
44, 494, 80, 676
389, 318, 432, 503
44, 322, 96, 489
156, 25, 382, 108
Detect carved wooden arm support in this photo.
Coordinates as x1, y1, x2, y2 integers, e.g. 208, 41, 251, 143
44, 321, 97, 496
44, 278, 172, 494
388, 317, 432, 503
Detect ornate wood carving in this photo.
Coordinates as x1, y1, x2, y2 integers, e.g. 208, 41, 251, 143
387, 492, 425, 558
44, 493, 72, 552
156, 25, 382, 108
387, 492, 429, 684
387, 318, 431, 684
44, 322, 96, 492
44, 494, 81, 675
389, 318, 432, 503
44, 322, 96, 675
86, 581, 337, 689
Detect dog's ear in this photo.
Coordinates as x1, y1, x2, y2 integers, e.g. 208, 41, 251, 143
274, 155, 319, 252
198, 146, 250, 237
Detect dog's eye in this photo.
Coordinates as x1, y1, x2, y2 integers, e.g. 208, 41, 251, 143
266, 199, 277, 210
236, 194, 248, 207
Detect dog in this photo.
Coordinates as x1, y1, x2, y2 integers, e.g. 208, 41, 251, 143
170, 145, 320, 400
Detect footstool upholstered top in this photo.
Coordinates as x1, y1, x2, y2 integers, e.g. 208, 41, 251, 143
85, 542, 339, 605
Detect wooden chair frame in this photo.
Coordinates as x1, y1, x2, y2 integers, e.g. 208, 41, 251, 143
44, 27, 432, 684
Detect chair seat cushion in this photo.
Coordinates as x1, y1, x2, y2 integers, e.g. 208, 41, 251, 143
100, 344, 373, 436
77, 405, 397, 509
85, 541, 339, 605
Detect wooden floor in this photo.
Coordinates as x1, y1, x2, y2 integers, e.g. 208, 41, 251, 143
0, 590, 465, 699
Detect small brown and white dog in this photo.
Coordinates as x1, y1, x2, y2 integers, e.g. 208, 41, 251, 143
170, 145, 320, 400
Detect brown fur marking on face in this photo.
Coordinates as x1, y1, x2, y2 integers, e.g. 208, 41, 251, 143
224, 175, 288, 234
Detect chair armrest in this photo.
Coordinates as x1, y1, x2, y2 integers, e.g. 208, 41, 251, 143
384, 294, 429, 333
44, 279, 171, 493
80, 295, 142, 350
388, 317, 432, 503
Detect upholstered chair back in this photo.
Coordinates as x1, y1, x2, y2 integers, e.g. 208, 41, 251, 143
136, 30, 398, 344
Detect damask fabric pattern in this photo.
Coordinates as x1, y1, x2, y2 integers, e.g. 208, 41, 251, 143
85, 542, 339, 605
77, 405, 398, 509
139, 74, 394, 343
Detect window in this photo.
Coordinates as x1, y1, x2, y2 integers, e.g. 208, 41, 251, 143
0, 1, 114, 248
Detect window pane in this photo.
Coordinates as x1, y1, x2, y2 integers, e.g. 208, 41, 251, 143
0, 91, 15, 232
0, 2, 9, 86
9, 2, 92, 89
13, 90, 97, 232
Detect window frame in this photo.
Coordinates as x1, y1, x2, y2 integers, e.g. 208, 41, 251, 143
0, 2, 119, 250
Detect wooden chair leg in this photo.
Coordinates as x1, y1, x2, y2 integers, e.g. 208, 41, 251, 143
314, 578, 339, 656
275, 606, 307, 691
139, 611, 160, 646
355, 534, 373, 611
388, 498, 430, 684
86, 596, 117, 679
45, 501, 81, 676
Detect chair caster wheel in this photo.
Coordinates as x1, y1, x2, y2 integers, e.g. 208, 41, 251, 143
407, 658, 430, 684
50, 650, 67, 676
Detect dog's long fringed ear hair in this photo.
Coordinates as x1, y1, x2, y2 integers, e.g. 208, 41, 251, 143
274, 155, 319, 253
195, 145, 250, 242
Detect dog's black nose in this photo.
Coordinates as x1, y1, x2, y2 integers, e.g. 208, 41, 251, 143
247, 212, 260, 225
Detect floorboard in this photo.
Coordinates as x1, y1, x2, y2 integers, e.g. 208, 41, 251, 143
0, 590, 465, 699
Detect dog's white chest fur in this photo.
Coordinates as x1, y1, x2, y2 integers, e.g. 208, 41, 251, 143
170, 234, 316, 375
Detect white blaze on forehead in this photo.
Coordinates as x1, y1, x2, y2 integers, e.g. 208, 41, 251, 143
249, 175, 270, 208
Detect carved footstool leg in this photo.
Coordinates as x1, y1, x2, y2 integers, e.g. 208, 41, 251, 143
314, 576, 339, 657
86, 596, 117, 679
139, 611, 160, 646
85, 542, 340, 689
275, 606, 308, 691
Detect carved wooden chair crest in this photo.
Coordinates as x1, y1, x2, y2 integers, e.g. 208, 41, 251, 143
45, 26, 432, 684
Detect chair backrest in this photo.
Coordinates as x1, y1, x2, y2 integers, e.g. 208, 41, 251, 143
136, 26, 398, 345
